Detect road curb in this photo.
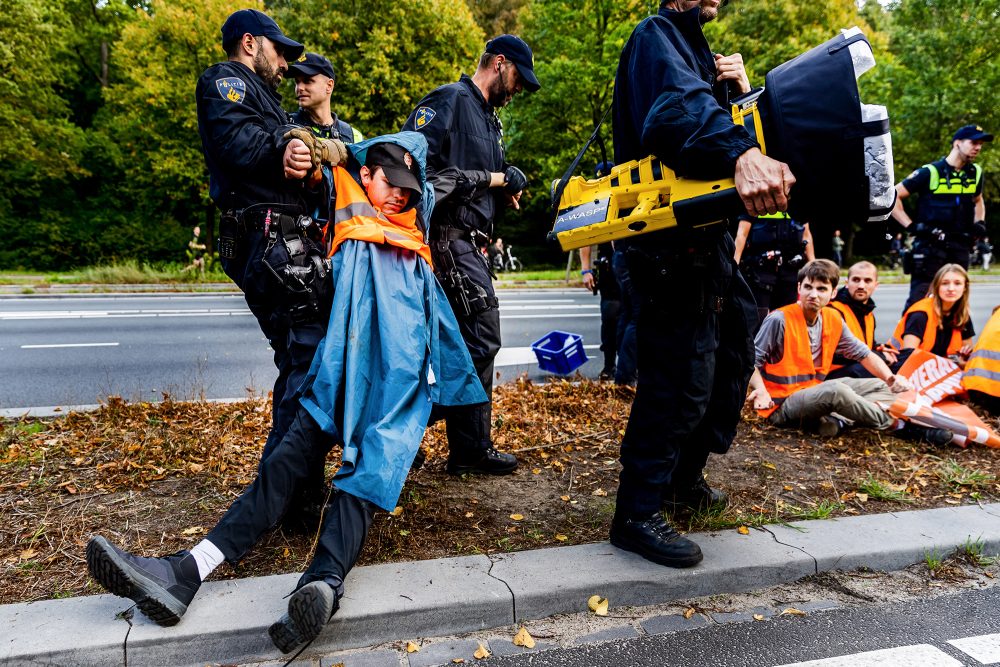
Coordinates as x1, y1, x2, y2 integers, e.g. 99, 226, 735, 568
2, 503, 998, 666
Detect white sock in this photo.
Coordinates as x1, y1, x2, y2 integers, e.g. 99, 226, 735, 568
190, 539, 225, 581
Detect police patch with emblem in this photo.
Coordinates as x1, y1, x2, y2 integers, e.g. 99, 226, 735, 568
216, 77, 247, 104
414, 107, 436, 129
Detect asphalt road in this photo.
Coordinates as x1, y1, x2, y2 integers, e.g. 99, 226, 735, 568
1, 284, 997, 412
488, 587, 1000, 667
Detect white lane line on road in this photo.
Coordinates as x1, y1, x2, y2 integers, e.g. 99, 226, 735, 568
501, 304, 599, 311
503, 313, 600, 320
774, 644, 962, 667
1, 310, 253, 320
495, 344, 599, 367
21, 343, 118, 350
21, 342, 120, 349
949, 633, 1000, 664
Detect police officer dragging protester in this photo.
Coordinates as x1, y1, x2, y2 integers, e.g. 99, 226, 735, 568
402, 34, 540, 475
892, 124, 991, 312
287, 52, 363, 144
733, 212, 814, 326
196, 9, 347, 527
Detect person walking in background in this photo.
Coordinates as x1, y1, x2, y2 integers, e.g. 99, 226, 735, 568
580, 242, 621, 381
977, 236, 993, 271
830, 229, 844, 267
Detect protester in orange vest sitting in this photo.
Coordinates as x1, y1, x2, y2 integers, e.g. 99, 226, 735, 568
747, 260, 952, 444
890, 263, 975, 368
85, 133, 487, 654
826, 261, 898, 379
962, 305, 1000, 413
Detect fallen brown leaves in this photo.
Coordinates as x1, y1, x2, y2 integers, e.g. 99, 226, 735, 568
1, 379, 997, 606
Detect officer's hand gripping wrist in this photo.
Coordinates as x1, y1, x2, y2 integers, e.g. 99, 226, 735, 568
317, 138, 348, 167
504, 165, 527, 195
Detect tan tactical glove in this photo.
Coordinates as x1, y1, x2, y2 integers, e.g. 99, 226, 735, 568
282, 128, 348, 172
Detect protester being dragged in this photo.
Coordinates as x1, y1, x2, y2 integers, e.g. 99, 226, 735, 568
825, 261, 898, 379
889, 263, 975, 369
746, 259, 952, 445
86, 133, 487, 655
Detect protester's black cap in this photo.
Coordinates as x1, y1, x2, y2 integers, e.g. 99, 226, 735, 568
287, 52, 335, 80
485, 34, 540, 92
221, 9, 304, 61
365, 143, 421, 194
953, 124, 993, 142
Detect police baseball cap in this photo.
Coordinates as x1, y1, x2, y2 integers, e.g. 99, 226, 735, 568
287, 52, 335, 80
485, 34, 540, 92
953, 124, 994, 142
221, 9, 304, 61
365, 143, 421, 194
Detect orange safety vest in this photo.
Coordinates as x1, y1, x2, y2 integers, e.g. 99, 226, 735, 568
827, 300, 875, 371
329, 166, 432, 266
889, 297, 962, 356
758, 304, 844, 418
963, 308, 1000, 398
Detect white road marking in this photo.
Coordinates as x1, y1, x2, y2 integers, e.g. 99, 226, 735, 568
774, 644, 962, 667
495, 344, 599, 367
0, 310, 253, 320
21, 342, 120, 349
950, 633, 1000, 664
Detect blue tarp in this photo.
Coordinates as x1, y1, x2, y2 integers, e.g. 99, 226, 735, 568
298, 132, 485, 511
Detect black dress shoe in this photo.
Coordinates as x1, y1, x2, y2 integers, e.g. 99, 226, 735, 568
662, 476, 728, 513
446, 446, 518, 476
86, 536, 201, 626
609, 513, 703, 568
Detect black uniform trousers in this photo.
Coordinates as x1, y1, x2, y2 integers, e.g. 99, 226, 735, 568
905, 240, 970, 313
616, 231, 756, 518
206, 408, 374, 592
431, 237, 502, 458
221, 228, 331, 500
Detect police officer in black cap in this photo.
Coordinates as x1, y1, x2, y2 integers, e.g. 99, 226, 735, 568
196, 9, 347, 524
893, 123, 991, 312
402, 34, 540, 475
287, 52, 361, 144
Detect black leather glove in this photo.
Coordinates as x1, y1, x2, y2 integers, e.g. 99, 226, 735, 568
504, 165, 527, 195
974, 221, 988, 238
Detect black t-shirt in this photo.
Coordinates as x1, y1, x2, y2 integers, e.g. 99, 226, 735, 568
902, 310, 975, 356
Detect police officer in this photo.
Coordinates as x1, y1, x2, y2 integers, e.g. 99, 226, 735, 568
611, 0, 794, 568
196, 10, 346, 524
580, 242, 621, 380
402, 35, 539, 475
733, 212, 814, 325
893, 124, 991, 312
287, 52, 363, 144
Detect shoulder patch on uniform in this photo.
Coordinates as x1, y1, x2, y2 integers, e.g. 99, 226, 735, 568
414, 106, 436, 129
215, 77, 247, 104
907, 169, 920, 180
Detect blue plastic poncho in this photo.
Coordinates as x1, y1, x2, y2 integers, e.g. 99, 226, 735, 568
298, 132, 486, 511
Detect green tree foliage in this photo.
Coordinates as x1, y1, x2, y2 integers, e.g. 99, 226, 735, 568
500, 0, 656, 265
466, 0, 529, 36
273, 0, 484, 136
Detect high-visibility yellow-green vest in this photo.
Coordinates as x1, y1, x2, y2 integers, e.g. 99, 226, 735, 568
915, 160, 982, 229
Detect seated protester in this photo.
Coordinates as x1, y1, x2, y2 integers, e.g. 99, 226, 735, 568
963, 305, 1000, 414
746, 259, 952, 445
85, 133, 487, 654
889, 263, 975, 368
826, 261, 898, 379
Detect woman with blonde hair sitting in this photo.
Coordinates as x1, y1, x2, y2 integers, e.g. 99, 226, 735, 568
890, 263, 975, 366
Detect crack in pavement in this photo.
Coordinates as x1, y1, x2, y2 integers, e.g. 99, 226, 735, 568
117, 606, 134, 666
485, 555, 517, 625
760, 526, 819, 574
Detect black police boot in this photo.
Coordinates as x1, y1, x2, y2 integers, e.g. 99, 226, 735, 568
662, 476, 729, 513
447, 445, 518, 476
86, 535, 201, 626
896, 422, 954, 447
609, 512, 703, 568
268, 580, 340, 653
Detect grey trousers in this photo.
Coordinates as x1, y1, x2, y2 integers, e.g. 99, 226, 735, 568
769, 378, 895, 430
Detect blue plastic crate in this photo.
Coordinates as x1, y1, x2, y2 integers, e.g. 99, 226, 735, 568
531, 330, 588, 375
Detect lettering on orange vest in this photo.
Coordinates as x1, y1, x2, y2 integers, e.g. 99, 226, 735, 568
329, 165, 432, 266
758, 304, 844, 418
963, 309, 1000, 398
827, 300, 874, 371
889, 297, 962, 356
